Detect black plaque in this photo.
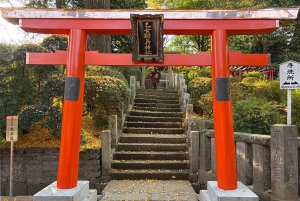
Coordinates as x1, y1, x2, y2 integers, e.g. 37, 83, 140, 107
64, 76, 80, 101
216, 77, 230, 101
131, 14, 164, 62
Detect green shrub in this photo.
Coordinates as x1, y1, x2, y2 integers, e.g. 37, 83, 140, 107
251, 79, 286, 104
188, 77, 212, 99
86, 66, 128, 84
233, 97, 284, 135
241, 76, 260, 85
85, 75, 130, 128
243, 71, 263, 79
111, 66, 142, 84
292, 90, 300, 135
198, 91, 213, 119
186, 68, 211, 83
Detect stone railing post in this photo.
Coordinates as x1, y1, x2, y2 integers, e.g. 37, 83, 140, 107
187, 116, 198, 182
252, 144, 270, 193
236, 142, 253, 185
109, 115, 118, 149
270, 124, 298, 201
189, 131, 199, 182
130, 76, 136, 105
186, 104, 193, 120
198, 120, 214, 185
168, 66, 174, 89
101, 130, 111, 181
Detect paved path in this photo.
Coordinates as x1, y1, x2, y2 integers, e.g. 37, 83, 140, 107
99, 180, 199, 201
1, 180, 199, 201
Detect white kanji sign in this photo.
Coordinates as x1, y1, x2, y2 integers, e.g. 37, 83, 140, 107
6, 116, 18, 142
280, 60, 300, 89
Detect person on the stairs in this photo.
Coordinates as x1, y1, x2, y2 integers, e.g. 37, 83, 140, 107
151, 67, 159, 89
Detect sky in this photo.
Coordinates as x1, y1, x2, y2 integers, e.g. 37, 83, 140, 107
0, 0, 46, 44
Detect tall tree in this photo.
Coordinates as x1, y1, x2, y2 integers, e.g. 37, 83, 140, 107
85, 0, 111, 53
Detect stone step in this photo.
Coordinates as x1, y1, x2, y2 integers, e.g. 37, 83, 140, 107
119, 134, 187, 143
110, 169, 189, 180
134, 102, 180, 108
117, 143, 187, 152
113, 151, 188, 160
134, 98, 179, 104
132, 106, 181, 112
135, 94, 179, 99
124, 122, 183, 129
126, 116, 183, 123
129, 110, 183, 118
123, 127, 184, 134
111, 160, 189, 169
137, 89, 179, 94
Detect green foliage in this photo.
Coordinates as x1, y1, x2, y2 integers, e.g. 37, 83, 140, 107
111, 66, 142, 84
292, 90, 300, 135
40, 35, 68, 52
0, 43, 16, 67
188, 76, 212, 115
241, 77, 260, 85
252, 80, 286, 104
86, 66, 128, 84
187, 68, 211, 83
85, 75, 130, 128
188, 77, 212, 98
233, 97, 284, 134
243, 71, 263, 80
198, 92, 213, 119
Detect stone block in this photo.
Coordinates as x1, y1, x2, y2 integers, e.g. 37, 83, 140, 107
252, 144, 270, 192
34, 181, 92, 201
28, 183, 49, 195
211, 138, 216, 174
199, 132, 211, 172
101, 130, 111, 177
236, 142, 253, 185
25, 148, 43, 153
270, 124, 298, 201
13, 182, 27, 196
109, 115, 118, 148
43, 148, 60, 153
189, 131, 199, 175
205, 181, 258, 201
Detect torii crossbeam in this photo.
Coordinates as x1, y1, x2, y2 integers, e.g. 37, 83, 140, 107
1, 7, 298, 191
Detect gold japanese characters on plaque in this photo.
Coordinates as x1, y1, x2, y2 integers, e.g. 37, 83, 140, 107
130, 14, 164, 62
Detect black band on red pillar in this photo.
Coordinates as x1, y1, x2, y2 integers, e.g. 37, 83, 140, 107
64, 76, 80, 101
216, 77, 230, 101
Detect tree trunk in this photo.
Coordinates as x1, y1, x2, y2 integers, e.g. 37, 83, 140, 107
56, 0, 63, 8
85, 0, 111, 53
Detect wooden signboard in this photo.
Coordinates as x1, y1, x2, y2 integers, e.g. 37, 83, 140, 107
131, 14, 164, 62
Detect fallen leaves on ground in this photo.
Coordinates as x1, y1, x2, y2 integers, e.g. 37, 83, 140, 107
1, 116, 103, 149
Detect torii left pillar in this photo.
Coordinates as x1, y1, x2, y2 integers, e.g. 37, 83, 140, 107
57, 29, 87, 189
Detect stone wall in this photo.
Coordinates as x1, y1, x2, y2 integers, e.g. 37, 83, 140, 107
0, 147, 101, 196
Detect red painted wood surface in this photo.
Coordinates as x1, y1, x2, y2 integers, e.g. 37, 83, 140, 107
20, 19, 278, 35
26, 51, 270, 66
57, 29, 87, 189
211, 29, 237, 190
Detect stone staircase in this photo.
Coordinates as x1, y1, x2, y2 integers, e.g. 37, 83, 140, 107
110, 89, 189, 180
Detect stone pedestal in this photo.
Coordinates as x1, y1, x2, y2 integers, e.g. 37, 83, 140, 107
199, 181, 258, 201
34, 181, 97, 201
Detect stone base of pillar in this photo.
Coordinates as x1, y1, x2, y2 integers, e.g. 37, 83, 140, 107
199, 181, 258, 201
34, 181, 97, 201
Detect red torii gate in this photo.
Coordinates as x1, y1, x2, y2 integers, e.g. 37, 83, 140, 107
1, 8, 298, 191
